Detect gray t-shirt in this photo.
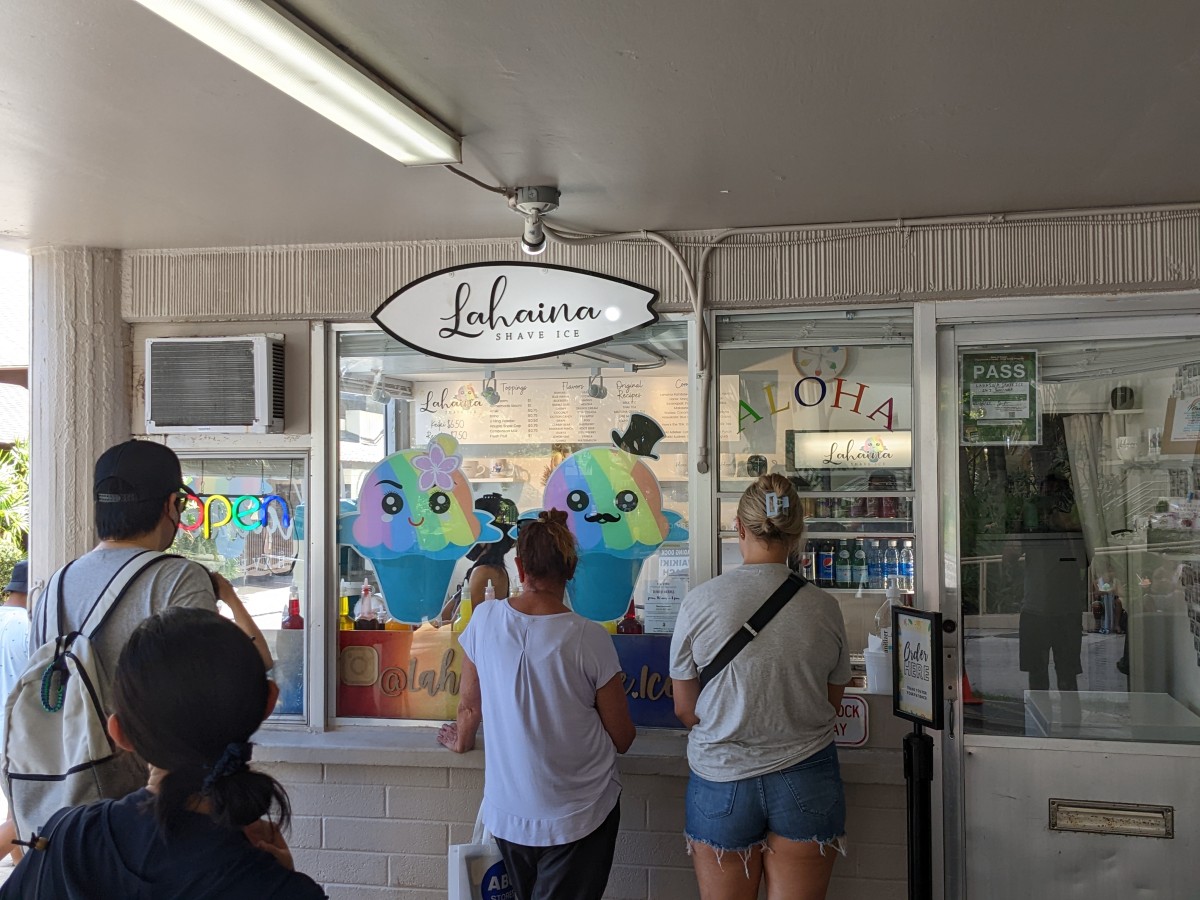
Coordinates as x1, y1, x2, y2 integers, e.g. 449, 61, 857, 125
669, 563, 852, 781
36, 548, 218, 704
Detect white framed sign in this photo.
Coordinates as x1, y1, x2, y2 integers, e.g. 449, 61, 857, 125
373, 262, 659, 364
892, 606, 944, 730
833, 695, 869, 747
787, 429, 912, 470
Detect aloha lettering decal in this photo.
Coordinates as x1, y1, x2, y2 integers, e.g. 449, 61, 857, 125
373, 262, 658, 364
738, 376, 898, 432
179, 492, 292, 539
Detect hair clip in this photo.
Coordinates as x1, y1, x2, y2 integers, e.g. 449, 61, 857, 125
764, 491, 790, 517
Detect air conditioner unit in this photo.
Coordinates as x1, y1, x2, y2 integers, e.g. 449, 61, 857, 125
145, 335, 285, 433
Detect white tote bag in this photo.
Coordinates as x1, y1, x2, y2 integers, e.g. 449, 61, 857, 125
448, 804, 514, 900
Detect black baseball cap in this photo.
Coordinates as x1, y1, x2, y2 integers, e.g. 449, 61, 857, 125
4, 560, 27, 593
94, 440, 185, 504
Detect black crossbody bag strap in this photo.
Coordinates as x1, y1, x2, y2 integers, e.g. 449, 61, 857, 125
697, 572, 806, 692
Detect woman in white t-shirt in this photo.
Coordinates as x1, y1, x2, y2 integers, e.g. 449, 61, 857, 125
438, 510, 635, 900
670, 475, 851, 900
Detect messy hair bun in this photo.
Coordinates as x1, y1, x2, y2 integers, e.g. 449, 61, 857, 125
516, 509, 579, 582
736, 474, 806, 548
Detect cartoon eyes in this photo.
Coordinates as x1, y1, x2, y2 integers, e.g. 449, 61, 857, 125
567, 490, 590, 512
428, 491, 452, 515
381, 492, 404, 516
615, 490, 639, 513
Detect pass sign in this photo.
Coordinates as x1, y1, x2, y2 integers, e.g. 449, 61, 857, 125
960, 350, 1040, 446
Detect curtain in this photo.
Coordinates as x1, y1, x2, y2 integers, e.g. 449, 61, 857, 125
1063, 414, 1129, 590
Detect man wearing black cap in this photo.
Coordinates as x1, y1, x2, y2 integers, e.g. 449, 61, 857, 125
30, 440, 270, 803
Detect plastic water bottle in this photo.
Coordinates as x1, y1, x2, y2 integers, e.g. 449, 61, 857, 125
874, 577, 901, 651
899, 539, 915, 592
851, 539, 868, 588
866, 539, 884, 589
883, 539, 900, 587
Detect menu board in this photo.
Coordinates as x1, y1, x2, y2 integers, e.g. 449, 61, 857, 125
414, 375, 689, 445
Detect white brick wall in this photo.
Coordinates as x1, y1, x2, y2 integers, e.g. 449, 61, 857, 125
260, 756, 907, 899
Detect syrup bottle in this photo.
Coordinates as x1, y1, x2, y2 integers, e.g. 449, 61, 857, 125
355, 578, 379, 630
281, 585, 304, 630
616, 599, 643, 635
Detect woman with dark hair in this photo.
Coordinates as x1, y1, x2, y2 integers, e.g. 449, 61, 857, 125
671, 474, 850, 900
0, 607, 326, 899
438, 510, 636, 900
441, 493, 517, 622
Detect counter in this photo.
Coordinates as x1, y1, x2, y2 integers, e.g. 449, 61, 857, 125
254, 687, 909, 899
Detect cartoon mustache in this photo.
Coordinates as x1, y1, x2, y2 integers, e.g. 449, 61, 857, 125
584, 512, 622, 524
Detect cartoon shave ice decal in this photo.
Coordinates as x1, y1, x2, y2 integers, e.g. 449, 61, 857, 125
339, 434, 503, 624
533, 414, 687, 622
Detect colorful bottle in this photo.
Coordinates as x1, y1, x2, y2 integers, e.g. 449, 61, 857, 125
338, 595, 355, 631
452, 593, 474, 633
818, 540, 836, 588
383, 613, 409, 631
616, 599, 643, 635
282, 588, 304, 630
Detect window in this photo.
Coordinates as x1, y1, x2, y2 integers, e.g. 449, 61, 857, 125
334, 322, 691, 722
715, 309, 915, 655
175, 456, 308, 718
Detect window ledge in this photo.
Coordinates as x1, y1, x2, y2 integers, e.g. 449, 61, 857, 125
253, 725, 902, 783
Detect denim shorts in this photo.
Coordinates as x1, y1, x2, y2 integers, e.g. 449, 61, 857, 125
685, 743, 846, 852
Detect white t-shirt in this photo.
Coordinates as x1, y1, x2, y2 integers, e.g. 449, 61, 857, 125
460, 598, 623, 846
0, 604, 30, 748
669, 563, 852, 782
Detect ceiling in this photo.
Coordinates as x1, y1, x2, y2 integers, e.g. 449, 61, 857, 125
2, 1, 1200, 251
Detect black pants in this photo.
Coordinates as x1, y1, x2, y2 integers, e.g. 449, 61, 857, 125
495, 797, 621, 900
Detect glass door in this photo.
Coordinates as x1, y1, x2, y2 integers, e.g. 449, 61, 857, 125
947, 315, 1200, 898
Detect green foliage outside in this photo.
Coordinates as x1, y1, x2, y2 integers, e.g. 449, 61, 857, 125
0, 439, 29, 589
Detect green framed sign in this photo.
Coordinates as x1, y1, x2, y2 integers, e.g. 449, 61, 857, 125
960, 350, 1040, 446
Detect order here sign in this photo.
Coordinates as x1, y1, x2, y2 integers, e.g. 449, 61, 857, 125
833, 695, 868, 747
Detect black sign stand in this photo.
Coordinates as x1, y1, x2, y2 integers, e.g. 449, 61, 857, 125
903, 724, 935, 900
891, 606, 944, 900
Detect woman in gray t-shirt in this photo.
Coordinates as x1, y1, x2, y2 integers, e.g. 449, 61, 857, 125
670, 474, 851, 900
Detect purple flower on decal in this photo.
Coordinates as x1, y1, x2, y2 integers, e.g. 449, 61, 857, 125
412, 442, 462, 491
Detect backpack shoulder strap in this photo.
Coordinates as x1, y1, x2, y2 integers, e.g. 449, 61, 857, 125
33, 565, 71, 646
76, 550, 175, 639
697, 572, 807, 692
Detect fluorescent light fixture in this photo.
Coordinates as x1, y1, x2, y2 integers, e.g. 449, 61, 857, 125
131, 0, 460, 166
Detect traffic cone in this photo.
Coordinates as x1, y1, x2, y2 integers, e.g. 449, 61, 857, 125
962, 669, 983, 705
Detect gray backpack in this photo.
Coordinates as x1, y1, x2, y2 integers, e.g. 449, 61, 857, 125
2, 550, 171, 839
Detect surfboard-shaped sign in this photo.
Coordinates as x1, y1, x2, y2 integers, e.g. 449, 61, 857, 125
372, 262, 659, 364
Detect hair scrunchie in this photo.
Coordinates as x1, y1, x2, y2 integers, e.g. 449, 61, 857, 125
201, 741, 253, 794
